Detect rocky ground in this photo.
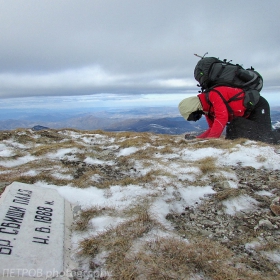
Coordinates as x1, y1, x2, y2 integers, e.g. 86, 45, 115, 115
166, 166, 280, 276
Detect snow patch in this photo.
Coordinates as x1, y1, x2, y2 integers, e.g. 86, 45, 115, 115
117, 147, 138, 157
255, 190, 274, 196
84, 157, 114, 166
56, 184, 156, 210
0, 155, 36, 167
179, 185, 216, 206
89, 215, 127, 234
223, 194, 259, 215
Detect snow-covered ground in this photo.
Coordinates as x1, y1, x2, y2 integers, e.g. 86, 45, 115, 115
0, 129, 280, 278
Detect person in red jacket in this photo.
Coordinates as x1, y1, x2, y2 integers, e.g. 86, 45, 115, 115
178, 86, 279, 143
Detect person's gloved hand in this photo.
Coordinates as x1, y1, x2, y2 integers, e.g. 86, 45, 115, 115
184, 133, 197, 140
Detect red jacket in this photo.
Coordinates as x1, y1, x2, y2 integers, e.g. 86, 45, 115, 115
197, 86, 247, 138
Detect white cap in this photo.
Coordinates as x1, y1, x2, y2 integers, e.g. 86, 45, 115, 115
178, 96, 203, 120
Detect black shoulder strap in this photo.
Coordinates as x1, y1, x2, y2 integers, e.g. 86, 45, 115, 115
205, 88, 245, 118
203, 90, 214, 121
211, 88, 234, 116
227, 90, 244, 103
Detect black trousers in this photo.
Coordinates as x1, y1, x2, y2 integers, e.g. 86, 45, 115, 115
226, 97, 279, 143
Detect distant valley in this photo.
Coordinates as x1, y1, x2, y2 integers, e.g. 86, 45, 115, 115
0, 106, 279, 135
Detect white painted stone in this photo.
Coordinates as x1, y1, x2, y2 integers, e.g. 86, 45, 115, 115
0, 182, 69, 278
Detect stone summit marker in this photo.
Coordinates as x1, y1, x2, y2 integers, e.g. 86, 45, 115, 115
0, 182, 72, 279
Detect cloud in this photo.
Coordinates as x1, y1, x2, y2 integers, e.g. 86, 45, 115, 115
0, 0, 280, 99
0, 65, 195, 97
0, 92, 192, 110
0, 65, 123, 90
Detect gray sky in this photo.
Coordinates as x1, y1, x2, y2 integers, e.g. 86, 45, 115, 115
0, 0, 280, 107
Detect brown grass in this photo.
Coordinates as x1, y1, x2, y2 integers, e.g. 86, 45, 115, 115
0, 186, 6, 196
215, 188, 245, 201
187, 137, 249, 150
73, 206, 115, 231
117, 136, 153, 148
79, 209, 154, 257
134, 238, 234, 279
0, 131, 13, 141
129, 146, 158, 160
254, 240, 280, 252
193, 156, 218, 174
31, 141, 85, 156
256, 155, 267, 162
81, 231, 270, 280
81, 168, 163, 189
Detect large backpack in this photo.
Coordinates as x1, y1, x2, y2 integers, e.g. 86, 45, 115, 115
194, 55, 263, 110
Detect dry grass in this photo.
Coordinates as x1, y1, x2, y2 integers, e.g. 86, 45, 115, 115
130, 146, 159, 160
255, 240, 280, 252
1, 159, 72, 186
156, 145, 174, 154
0, 131, 13, 141
117, 135, 153, 148
79, 168, 164, 189
91, 177, 138, 189
187, 137, 249, 150
73, 206, 115, 231
0, 186, 6, 196
79, 209, 153, 257
81, 230, 270, 280
115, 131, 177, 149
256, 155, 267, 162
193, 156, 218, 174
133, 237, 267, 280
215, 188, 245, 201
12, 173, 71, 186
31, 141, 85, 156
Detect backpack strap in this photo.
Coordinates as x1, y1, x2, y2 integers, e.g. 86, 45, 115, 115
204, 88, 244, 118
211, 88, 234, 117
227, 90, 244, 103
204, 90, 217, 121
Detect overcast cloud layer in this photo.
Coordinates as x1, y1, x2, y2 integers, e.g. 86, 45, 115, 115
0, 0, 280, 102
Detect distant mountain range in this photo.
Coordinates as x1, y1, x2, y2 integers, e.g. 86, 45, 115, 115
0, 106, 279, 135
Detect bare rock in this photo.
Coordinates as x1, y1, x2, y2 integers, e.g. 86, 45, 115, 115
270, 197, 280, 216
215, 180, 231, 189
258, 219, 274, 230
